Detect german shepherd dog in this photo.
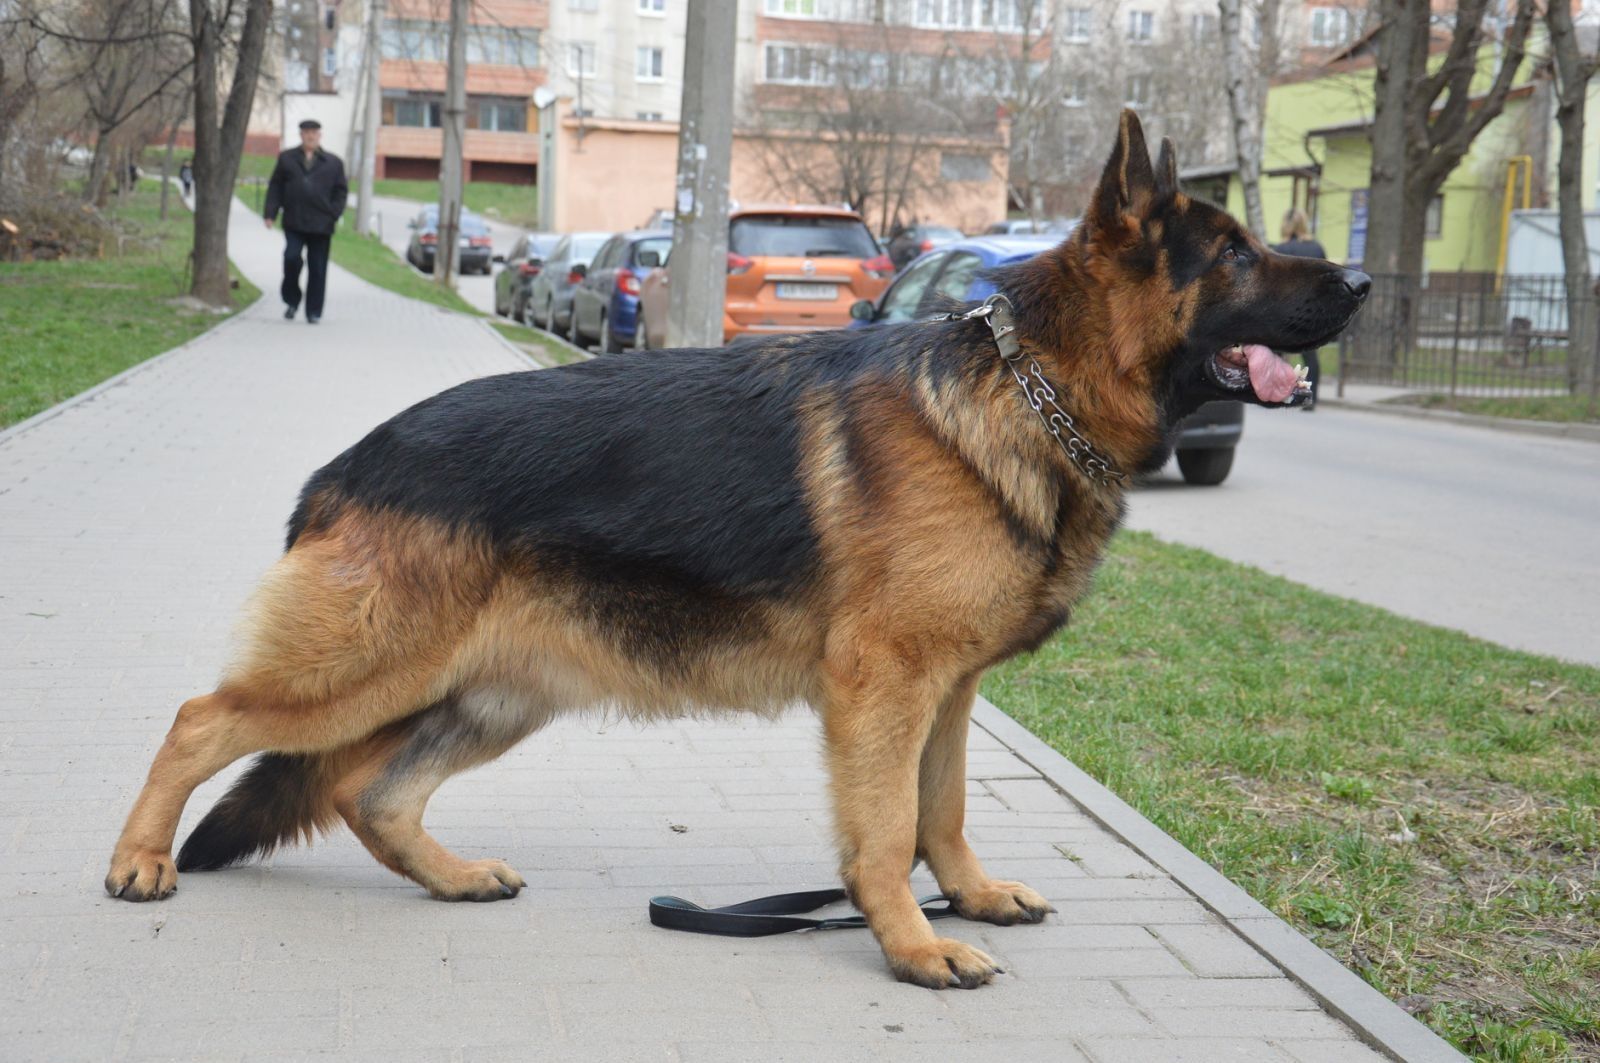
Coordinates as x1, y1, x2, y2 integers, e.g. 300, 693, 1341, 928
105, 112, 1368, 989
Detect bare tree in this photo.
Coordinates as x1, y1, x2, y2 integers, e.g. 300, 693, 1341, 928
1365, 0, 1535, 279
1545, 0, 1598, 394
187, 0, 272, 306
1219, 0, 1281, 237
748, 27, 968, 235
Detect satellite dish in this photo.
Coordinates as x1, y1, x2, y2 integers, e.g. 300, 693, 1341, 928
532, 87, 556, 110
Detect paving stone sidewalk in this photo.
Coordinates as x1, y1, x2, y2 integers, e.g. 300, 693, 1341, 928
3, 201, 1412, 1062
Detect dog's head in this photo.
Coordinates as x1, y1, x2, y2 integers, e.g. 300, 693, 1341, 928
1060, 110, 1368, 424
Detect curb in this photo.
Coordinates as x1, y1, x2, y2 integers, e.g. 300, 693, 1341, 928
0, 298, 259, 450
477, 317, 594, 369
1322, 394, 1600, 444
971, 696, 1466, 1063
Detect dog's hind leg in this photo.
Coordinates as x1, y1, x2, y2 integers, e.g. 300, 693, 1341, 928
915, 674, 1054, 927
331, 690, 540, 901
824, 651, 1005, 990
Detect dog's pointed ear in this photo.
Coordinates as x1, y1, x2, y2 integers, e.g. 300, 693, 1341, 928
1090, 109, 1158, 228
1155, 137, 1179, 197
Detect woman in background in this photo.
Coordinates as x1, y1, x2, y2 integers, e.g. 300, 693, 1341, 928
1273, 209, 1327, 410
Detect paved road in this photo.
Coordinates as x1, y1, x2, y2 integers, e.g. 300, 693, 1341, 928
1135, 405, 1600, 667
0, 197, 1400, 1062
362, 193, 524, 317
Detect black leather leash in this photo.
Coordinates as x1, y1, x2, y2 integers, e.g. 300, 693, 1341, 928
649, 887, 958, 937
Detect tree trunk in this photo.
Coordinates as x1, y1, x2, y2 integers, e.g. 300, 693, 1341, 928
188, 0, 271, 307
1218, 0, 1263, 237
1363, 0, 1423, 278
1547, 0, 1597, 394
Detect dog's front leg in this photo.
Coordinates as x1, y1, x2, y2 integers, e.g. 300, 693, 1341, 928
917, 675, 1054, 926
823, 657, 1004, 989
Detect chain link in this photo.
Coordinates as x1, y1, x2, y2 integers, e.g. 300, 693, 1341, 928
943, 296, 1127, 487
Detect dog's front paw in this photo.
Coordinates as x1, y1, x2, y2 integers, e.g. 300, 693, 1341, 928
953, 879, 1054, 926
105, 848, 178, 901
427, 859, 526, 902
886, 937, 1004, 990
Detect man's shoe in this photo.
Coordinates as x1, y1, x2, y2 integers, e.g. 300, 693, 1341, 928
307, 314, 320, 324
284, 305, 297, 320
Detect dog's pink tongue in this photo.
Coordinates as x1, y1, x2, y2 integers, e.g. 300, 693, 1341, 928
1244, 344, 1297, 404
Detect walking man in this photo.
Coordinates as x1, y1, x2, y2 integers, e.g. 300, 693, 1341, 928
264, 119, 347, 324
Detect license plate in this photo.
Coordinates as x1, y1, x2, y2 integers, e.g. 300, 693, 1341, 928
775, 282, 837, 300
459, 237, 471, 247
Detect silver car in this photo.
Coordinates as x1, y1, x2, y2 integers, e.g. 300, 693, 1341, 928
524, 232, 611, 334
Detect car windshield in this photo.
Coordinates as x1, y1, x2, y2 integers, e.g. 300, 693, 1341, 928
570, 234, 608, 265
921, 227, 962, 240
633, 236, 671, 265
729, 214, 878, 259
528, 234, 562, 257
419, 211, 487, 236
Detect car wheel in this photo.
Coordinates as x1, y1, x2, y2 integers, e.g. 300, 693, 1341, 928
634, 313, 650, 351
567, 307, 584, 348
542, 298, 555, 333
600, 315, 621, 354
1176, 447, 1235, 486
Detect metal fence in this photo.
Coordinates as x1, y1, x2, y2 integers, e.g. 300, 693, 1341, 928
1337, 273, 1600, 407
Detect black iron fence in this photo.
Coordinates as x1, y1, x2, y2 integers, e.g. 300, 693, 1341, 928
1337, 273, 1600, 406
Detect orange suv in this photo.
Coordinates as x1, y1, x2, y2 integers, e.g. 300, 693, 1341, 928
637, 204, 892, 347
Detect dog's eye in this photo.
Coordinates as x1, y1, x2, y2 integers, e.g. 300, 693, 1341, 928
1221, 246, 1240, 263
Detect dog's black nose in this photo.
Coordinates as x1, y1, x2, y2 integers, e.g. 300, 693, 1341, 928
1339, 269, 1371, 300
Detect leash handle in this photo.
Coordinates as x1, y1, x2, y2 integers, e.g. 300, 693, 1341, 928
649, 888, 957, 937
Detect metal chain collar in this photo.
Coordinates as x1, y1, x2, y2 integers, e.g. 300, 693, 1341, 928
942, 295, 1128, 487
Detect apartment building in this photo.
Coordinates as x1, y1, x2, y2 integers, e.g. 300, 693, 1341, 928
373, 0, 549, 183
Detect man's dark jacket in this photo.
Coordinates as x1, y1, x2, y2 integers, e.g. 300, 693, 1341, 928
264, 148, 348, 235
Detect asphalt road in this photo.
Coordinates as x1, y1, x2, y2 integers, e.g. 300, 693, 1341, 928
1131, 406, 1600, 667
364, 194, 524, 317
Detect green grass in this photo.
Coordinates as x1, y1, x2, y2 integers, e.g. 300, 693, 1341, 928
328, 230, 480, 316
0, 181, 260, 428
984, 532, 1600, 1061
371, 178, 539, 229
1395, 393, 1599, 424
489, 320, 586, 366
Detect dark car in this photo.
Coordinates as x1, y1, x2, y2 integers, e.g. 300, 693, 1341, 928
493, 232, 561, 321
569, 229, 672, 353
885, 223, 963, 271
525, 231, 610, 334
850, 235, 1245, 485
405, 207, 494, 275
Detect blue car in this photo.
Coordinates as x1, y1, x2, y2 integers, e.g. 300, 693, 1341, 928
848, 234, 1247, 485
570, 229, 672, 353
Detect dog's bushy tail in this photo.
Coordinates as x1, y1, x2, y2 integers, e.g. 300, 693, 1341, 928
176, 752, 342, 871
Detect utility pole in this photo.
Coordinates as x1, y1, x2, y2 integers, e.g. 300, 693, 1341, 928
666, 0, 736, 348
355, 0, 383, 235
436, 0, 467, 287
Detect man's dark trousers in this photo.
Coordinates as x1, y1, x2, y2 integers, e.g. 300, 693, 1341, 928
282, 229, 331, 318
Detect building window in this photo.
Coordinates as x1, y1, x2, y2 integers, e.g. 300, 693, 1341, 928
468, 26, 540, 65
914, 0, 1035, 32
1425, 194, 1443, 238
323, 8, 336, 30
568, 0, 598, 10
636, 45, 664, 81
381, 19, 442, 61
1308, 6, 1350, 47
1190, 12, 1216, 41
940, 152, 989, 183
1125, 73, 1151, 106
1062, 72, 1086, 106
393, 95, 443, 128
763, 42, 832, 85
636, 110, 664, 121
1062, 7, 1091, 42
764, 0, 869, 18
567, 41, 597, 77
1126, 9, 1153, 42
478, 98, 526, 132
321, 46, 337, 77
638, 0, 664, 12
